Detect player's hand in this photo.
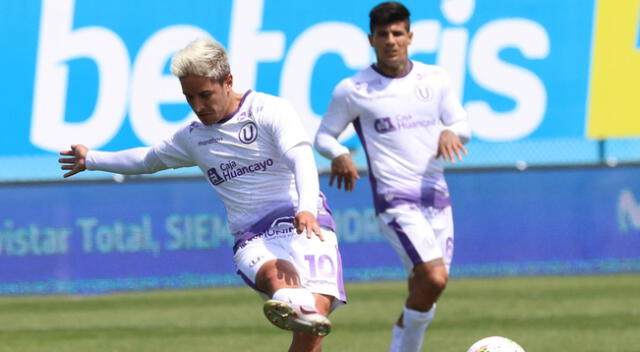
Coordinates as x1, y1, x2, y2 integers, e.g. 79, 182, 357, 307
59, 144, 89, 178
329, 154, 359, 191
436, 130, 467, 163
293, 211, 324, 241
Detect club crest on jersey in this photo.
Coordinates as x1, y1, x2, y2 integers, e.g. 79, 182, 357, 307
239, 122, 258, 144
374, 117, 396, 133
415, 84, 432, 101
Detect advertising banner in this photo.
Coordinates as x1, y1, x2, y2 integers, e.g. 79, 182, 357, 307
1, 170, 639, 295
586, 0, 640, 139
4, 0, 638, 181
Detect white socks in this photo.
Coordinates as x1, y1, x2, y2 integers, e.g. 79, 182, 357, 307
272, 288, 317, 309
389, 305, 436, 352
388, 324, 404, 352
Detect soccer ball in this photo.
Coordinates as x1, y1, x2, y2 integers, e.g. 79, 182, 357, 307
466, 336, 526, 352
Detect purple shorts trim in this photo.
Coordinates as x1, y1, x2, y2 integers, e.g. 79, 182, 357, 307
335, 244, 347, 301
387, 218, 423, 266
374, 188, 451, 214
233, 197, 336, 254
236, 270, 259, 291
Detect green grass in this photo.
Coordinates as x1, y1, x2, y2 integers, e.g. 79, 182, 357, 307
0, 274, 638, 351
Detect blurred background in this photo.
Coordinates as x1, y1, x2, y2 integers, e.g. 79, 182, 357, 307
1, 0, 639, 295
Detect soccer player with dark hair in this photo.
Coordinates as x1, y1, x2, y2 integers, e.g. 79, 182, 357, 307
60, 37, 346, 352
315, 2, 471, 351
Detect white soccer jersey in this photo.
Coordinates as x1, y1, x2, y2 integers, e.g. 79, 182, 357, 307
319, 61, 470, 213
153, 90, 328, 234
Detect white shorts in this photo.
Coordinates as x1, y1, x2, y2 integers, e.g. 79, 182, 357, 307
233, 225, 346, 311
378, 204, 454, 273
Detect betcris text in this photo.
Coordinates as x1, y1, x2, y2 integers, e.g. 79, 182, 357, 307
30, 0, 555, 154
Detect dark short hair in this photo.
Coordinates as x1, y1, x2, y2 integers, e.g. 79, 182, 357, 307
369, 1, 411, 33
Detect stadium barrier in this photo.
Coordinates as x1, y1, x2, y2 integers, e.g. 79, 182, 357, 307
1, 168, 639, 295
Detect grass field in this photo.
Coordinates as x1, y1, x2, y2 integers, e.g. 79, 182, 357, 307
0, 274, 638, 352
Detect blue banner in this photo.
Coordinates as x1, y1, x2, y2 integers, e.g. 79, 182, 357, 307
3, 0, 630, 181
1, 169, 639, 295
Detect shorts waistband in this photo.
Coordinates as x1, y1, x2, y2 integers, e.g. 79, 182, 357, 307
233, 213, 335, 254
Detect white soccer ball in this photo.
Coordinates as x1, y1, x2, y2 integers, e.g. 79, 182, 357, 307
466, 336, 526, 352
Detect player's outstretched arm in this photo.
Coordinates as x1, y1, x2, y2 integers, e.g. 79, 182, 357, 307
436, 130, 468, 163
59, 144, 88, 178
329, 154, 359, 191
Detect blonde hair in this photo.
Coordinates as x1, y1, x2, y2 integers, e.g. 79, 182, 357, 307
170, 38, 230, 81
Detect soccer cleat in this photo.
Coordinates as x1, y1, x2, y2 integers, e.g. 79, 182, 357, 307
262, 300, 332, 337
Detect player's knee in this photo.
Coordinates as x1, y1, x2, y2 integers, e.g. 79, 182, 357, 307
414, 260, 449, 292
427, 269, 448, 293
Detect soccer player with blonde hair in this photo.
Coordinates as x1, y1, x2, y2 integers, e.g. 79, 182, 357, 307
60, 37, 346, 352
